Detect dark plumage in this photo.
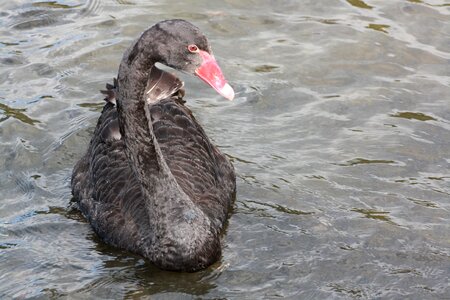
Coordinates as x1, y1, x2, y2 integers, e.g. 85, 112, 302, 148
72, 20, 236, 272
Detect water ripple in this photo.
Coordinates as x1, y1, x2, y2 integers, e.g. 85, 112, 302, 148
1, 0, 450, 298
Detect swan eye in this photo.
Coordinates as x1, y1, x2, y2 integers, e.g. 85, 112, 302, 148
187, 44, 199, 53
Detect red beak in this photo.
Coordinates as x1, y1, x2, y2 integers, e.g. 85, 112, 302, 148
195, 50, 235, 100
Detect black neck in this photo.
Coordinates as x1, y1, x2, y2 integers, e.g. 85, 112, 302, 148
114, 27, 220, 271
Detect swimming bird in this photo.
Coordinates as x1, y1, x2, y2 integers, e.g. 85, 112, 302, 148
71, 19, 236, 272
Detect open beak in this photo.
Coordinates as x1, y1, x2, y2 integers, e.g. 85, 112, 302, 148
195, 50, 235, 101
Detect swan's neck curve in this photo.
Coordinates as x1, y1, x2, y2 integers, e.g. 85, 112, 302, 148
115, 28, 220, 271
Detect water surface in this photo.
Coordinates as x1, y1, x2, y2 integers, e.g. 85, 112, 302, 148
1, 0, 450, 298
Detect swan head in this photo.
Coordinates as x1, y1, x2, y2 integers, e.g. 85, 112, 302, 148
151, 19, 235, 100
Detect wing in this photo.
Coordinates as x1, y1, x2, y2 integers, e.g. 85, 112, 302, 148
72, 101, 152, 253
72, 72, 191, 254
72, 71, 235, 255
150, 99, 236, 227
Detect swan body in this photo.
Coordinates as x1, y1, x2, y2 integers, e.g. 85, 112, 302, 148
71, 20, 236, 272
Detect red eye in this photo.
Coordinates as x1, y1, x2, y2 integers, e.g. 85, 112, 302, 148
188, 44, 199, 53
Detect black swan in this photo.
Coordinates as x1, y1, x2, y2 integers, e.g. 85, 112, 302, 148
71, 19, 236, 272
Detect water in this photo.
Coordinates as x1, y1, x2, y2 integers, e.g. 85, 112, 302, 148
1, 0, 449, 298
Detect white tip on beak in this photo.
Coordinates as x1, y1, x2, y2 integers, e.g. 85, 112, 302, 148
219, 83, 235, 101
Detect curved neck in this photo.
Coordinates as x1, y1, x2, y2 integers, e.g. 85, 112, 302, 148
116, 28, 185, 207
116, 35, 159, 186
114, 30, 219, 270
116, 29, 182, 194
